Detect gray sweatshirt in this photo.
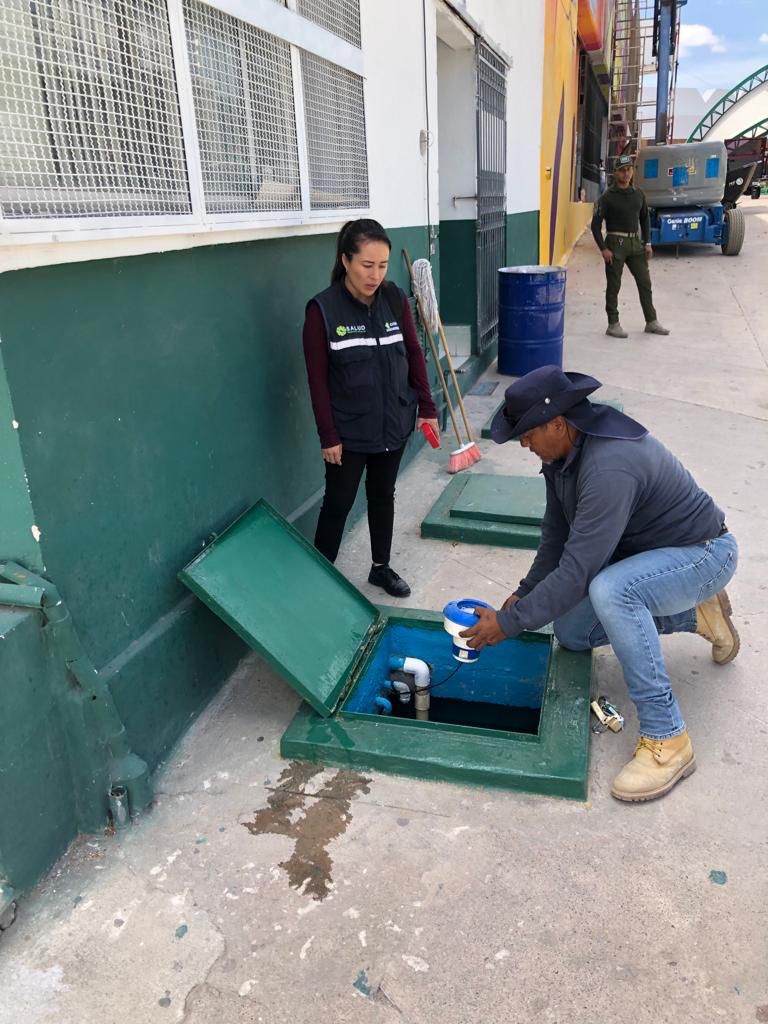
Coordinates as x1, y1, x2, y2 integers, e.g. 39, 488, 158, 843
497, 432, 725, 638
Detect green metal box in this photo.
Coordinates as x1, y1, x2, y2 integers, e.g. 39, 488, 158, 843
179, 501, 593, 799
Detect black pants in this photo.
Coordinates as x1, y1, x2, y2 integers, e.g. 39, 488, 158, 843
314, 447, 405, 565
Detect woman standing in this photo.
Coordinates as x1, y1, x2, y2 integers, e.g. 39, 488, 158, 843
303, 219, 439, 597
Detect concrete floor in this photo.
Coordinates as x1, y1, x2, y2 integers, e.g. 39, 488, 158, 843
2, 198, 767, 1024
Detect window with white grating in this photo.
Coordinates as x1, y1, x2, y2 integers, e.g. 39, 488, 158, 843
0, 0, 190, 220
295, 0, 361, 49
0, 0, 368, 238
300, 51, 368, 210
183, 0, 300, 215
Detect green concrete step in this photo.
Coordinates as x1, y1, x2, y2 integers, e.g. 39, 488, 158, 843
421, 474, 543, 549
451, 473, 544, 525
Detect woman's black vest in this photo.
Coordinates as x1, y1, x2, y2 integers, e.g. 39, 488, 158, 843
310, 280, 419, 453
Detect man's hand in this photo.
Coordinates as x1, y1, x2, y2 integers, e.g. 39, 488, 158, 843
459, 606, 507, 650
601, 248, 614, 265
645, 243, 653, 259
321, 444, 343, 465
501, 593, 520, 611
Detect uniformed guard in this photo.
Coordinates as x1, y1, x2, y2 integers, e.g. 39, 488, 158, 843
591, 154, 670, 339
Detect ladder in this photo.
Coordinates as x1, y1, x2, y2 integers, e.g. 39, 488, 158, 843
608, 0, 682, 163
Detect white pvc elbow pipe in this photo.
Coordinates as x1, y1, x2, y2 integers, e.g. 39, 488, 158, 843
401, 656, 430, 689
402, 657, 431, 721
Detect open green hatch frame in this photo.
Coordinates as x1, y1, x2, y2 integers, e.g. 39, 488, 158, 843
179, 501, 594, 800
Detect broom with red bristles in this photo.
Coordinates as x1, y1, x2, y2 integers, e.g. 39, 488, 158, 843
403, 250, 482, 474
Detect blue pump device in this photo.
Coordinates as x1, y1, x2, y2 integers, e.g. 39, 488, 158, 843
442, 599, 494, 663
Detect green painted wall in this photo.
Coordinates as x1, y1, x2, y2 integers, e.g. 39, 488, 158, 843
0, 225, 431, 784
0, 608, 76, 892
506, 210, 540, 267
437, 211, 540, 344
0, 347, 42, 571
438, 214, 541, 393
438, 219, 477, 331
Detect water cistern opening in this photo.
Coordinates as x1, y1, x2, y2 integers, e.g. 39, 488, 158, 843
388, 674, 541, 735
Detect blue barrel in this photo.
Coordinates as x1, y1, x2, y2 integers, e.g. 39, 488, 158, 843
497, 265, 566, 375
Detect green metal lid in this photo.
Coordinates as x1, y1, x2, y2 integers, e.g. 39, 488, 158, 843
179, 500, 379, 718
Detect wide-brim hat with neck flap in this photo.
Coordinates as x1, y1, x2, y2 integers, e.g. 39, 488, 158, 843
490, 365, 647, 443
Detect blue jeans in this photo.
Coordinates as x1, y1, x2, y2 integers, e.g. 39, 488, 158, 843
553, 533, 738, 739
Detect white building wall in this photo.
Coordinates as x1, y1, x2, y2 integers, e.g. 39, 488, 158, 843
500, 3, 545, 214
2, 0, 547, 272
453, 0, 545, 214
436, 34, 477, 223
359, 0, 437, 230
361, 0, 546, 229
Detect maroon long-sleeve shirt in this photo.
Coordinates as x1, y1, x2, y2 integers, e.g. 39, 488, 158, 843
303, 294, 438, 449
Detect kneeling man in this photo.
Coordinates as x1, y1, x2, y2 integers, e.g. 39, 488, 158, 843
462, 366, 739, 802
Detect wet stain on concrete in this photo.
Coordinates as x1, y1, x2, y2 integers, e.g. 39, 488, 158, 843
242, 761, 370, 900
158, 991, 171, 1008
709, 869, 727, 885
175, 924, 188, 939
353, 970, 371, 996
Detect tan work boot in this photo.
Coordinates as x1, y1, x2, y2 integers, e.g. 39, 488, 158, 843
645, 320, 670, 335
696, 590, 740, 664
611, 731, 695, 802
606, 322, 628, 339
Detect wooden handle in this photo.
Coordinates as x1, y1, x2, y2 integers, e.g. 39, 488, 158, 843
436, 317, 475, 444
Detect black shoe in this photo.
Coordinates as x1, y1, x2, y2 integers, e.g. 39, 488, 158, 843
368, 564, 411, 598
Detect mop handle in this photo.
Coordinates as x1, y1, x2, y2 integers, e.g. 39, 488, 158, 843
402, 249, 464, 448
436, 314, 476, 445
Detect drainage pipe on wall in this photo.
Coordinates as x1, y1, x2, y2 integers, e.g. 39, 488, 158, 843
0, 562, 152, 831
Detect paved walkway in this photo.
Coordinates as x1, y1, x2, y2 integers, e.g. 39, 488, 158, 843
2, 198, 767, 1024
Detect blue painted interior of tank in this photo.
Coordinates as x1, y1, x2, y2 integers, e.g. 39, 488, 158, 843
344, 623, 550, 715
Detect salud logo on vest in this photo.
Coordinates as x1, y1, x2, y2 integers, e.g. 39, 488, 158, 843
336, 325, 347, 337
336, 324, 366, 336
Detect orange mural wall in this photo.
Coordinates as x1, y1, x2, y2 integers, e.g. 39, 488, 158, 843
539, 0, 592, 265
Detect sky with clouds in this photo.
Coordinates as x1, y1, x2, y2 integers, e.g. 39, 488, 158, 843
675, 0, 768, 95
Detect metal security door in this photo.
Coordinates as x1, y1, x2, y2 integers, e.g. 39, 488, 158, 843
476, 41, 507, 354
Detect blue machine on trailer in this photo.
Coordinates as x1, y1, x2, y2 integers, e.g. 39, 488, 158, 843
651, 205, 728, 248
629, 1, 744, 256
635, 141, 745, 256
